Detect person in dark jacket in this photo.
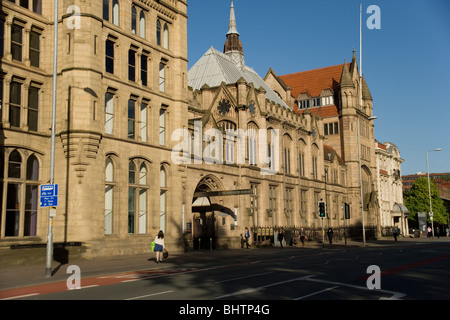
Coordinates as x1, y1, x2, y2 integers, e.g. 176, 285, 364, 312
278, 229, 284, 248
327, 228, 334, 244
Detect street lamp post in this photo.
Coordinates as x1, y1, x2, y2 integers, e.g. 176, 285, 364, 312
46, 0, 59, 278
357, 115, 377, 246
426, 148, 441, 238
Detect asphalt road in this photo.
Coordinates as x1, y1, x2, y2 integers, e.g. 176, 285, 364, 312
5, 240, 449, 302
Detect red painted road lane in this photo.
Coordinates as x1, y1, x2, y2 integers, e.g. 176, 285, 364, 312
0, 267, 199, 300
358, 254, 450, 280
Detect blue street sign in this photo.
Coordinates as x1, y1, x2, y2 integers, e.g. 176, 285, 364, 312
40, 184, 58, 207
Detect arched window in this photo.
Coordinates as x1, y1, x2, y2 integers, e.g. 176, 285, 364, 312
3, 150, 40, 237
298, 139, 306, 177
8, 150, 22, 178
26, 154, 39, 181
219, 121, 237, 164
163, 23, 169, 49
105, 157, 114, 234
266, 128, 279, 172
112, 0, 120, 26
139, 11, 146, 38
156, 20, 161, 46
247, 123, 258, 166
128, 159, 149, 234
283, 134, 292, 174
131, 6, 137, 34
139, 163, 147, 185
160, 166, 167, 232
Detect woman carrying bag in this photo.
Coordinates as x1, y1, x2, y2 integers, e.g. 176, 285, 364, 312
153, 230, 165, 263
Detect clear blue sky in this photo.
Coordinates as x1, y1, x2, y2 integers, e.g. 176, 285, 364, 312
187, 0, 450, 175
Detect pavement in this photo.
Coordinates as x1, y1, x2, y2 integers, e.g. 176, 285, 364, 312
1, 235, 449, 295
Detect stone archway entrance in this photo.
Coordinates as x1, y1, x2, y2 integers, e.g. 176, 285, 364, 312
190, 175, 251, 250
191, 176, 221, 250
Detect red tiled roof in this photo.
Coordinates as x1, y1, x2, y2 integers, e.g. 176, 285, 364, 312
299, 105, 339, 118
279, 64, 350, 117
377, 142, 387, 150
280, 64, 345, 98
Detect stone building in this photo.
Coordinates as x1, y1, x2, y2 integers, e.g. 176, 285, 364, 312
375, 141, 408, 235
1, 0, 390, 260
1, 0, 189, 257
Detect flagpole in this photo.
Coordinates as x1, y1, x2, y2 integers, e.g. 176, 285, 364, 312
360, 3, 363, 107
358, 3, 366, 246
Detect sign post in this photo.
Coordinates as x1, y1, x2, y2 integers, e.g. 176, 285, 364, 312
41, 184, 58, 277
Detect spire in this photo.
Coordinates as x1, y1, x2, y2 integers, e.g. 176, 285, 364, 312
223, 0, 244, 67
340, 60, 354, 88
350, 48, 358, 76
361, 75, 372, 100
227, 0, 239, 36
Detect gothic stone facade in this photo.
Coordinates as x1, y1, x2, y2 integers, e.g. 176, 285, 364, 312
1, 0, 381, 259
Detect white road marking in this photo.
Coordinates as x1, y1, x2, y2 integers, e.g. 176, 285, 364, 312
215, 271, 274, 283
125, 290, 174, 300
1, 293, 40, 300
294, 286, 339, 300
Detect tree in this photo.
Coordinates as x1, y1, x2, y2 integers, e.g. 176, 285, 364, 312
404, 177, 448, 225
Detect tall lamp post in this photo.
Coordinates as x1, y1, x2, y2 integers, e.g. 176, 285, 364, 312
426, 148, 441, 238
46, 0, 59, 278
357, 115, 377, 246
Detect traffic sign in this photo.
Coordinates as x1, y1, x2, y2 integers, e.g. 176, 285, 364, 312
40, 184, 58, 207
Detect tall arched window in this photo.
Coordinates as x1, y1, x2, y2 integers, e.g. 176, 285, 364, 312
3, 150, 39, 237
160, 166, 167, 233
131, 6, 137, 34
105, 157, 114, 234
139, 11, 146, 38
219, 121, 237, 164
128, 160, 136, 233
247, 123, 258, 166
24, 154, 39, 236
283, 134, 292, 174
112, 0, 120, 26
156, 20, 161, 46
298, 139, 306, 177
163, 23, 169, 49
128, 159, 149, 234
138, 163, 148, 234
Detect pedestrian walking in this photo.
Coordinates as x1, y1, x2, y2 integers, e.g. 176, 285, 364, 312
278, 229, 284, 248
327, 228, 334, 244
393, 227, 398, 242
299, 227, 306, 247
153, 230, 165, 263
244, 227, 250, 249
427, 226, 432, 238
436, 226, 440, 239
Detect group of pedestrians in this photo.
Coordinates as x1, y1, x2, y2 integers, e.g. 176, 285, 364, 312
242, 226, 336, 249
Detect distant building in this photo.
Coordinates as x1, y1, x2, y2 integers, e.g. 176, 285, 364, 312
375, 142, 408, 235
402, 172, 450, 193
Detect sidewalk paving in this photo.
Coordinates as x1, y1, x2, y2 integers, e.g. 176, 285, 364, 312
1, 236, 449, 292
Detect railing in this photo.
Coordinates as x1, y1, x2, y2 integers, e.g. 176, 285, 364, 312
250, 225, 380, 245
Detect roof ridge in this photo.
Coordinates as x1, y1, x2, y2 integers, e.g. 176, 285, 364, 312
280, 63, 345, 78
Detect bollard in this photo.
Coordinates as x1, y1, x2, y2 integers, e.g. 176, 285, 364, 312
198, 238, 201, 250
210, 237, 212, 251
